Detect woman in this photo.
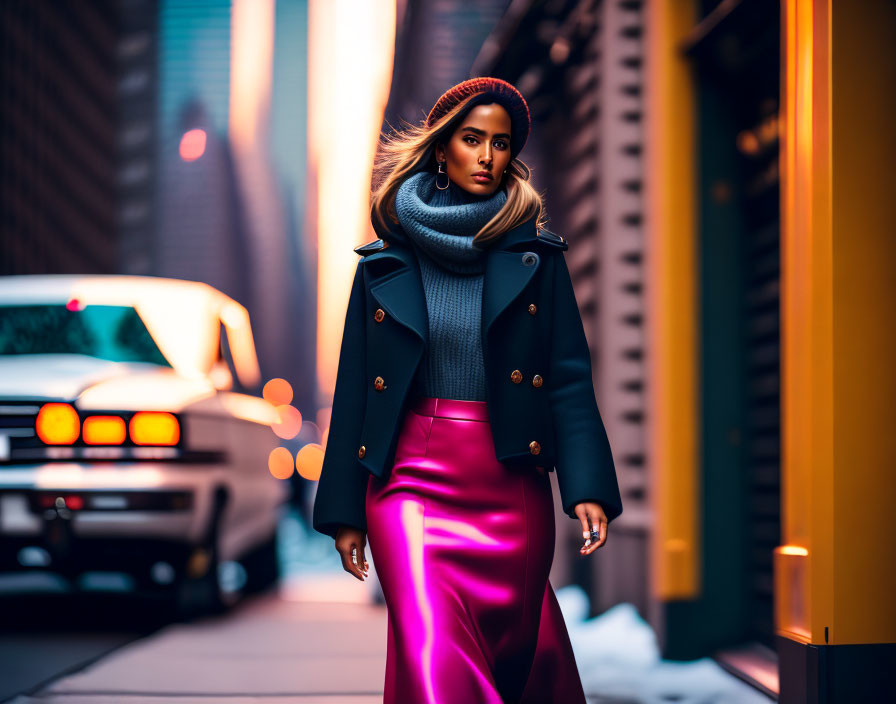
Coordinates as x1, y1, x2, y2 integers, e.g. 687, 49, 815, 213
313, 77, 622, 704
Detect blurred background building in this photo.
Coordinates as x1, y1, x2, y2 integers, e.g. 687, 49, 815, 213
0, 0, 122, 274
0, 0, 314, 411
1, 0, 894, 701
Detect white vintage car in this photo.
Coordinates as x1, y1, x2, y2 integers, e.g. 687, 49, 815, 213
0, 275, 289, 617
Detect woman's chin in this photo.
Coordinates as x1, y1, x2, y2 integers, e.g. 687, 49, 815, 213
464, 180, 498, 195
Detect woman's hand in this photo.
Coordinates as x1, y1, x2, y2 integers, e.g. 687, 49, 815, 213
575, 501, 608, 556
335, 525, 369, 581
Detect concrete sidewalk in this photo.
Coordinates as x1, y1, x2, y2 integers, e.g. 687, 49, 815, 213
8, 570, 768, 703
10, 573, 388, 704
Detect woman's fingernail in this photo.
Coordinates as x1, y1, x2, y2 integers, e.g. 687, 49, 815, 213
584, 539, 591, 546
582, 531, 589, 539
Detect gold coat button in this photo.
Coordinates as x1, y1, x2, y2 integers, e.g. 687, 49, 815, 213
374, 308, 385, 322
374, 376, 386, 391
510, 369, 522, 384
358, 445, 366, 459
529, 440, 541, 455
528, 303, 537, 315
532, 374, 543, 388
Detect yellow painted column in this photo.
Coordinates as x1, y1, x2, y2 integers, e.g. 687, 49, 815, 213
645, 0, 699, 600
777, 0, 896, 649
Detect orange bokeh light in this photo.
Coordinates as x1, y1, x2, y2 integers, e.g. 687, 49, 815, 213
263, 377, 293, 406
83, 416, 127, 445
268, 446, 295, 479
296, 443, 324, 481
36, 403, 80, 445
179, 129, 207, 161
271, 404, 302, 440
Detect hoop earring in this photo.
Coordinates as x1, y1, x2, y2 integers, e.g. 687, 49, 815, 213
436, 161, 450, 190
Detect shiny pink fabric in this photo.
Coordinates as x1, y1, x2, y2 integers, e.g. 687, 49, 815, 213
366, 396, 586, 704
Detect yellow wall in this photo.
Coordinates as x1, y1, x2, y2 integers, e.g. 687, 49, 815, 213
777, 0, 896, 646
645, 0, 700, 600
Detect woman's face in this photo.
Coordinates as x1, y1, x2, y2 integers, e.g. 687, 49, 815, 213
435, 102, 512, 196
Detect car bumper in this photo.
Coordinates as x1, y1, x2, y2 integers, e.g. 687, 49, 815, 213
0, 462, 221, 574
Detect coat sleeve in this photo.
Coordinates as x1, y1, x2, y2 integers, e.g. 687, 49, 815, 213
312, 260, 370, 539
548, 251, 623, 523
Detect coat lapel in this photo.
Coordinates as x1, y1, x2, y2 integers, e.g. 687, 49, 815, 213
482, 216, 542, 339
364, 245, 429, 347
481, 247, 541, 336
365, 216, 541, 348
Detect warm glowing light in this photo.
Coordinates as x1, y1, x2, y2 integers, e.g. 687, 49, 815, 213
228, 0, 287, 391
179, 129, 207, 161
129, 412, 180, 446
229, 0, 275, 148
310, 0, 396, 396
66, 298, 84, 311
36, 403, 80, 445
296, 443, 324, 481
82, 416, 127, 445
268, 447, 295, 479
321, 424, 329, 450
778, 545, 809, 556
271, 404, 302, 440
263, 378, 293, 406
65, 495, 84, 510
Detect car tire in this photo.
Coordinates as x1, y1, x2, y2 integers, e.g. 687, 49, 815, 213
241, 530, 280, 595
169, 497, 226, 621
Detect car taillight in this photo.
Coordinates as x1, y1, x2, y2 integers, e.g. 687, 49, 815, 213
36, 403, 80, 445
129, 412, 180, 446
82, 415, 127, 445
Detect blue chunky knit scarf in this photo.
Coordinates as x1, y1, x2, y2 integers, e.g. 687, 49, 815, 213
394, 170, 507, 273
395, 170, 508, 401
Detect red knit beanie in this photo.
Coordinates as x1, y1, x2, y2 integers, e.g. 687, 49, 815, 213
425, 77, 531, 159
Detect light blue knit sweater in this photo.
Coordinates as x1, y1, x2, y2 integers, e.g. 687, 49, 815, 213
394, 170, 508, 402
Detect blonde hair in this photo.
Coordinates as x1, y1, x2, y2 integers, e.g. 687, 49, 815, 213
370, 94, 547, 247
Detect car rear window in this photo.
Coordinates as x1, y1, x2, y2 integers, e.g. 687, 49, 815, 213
0, 304, 171, 366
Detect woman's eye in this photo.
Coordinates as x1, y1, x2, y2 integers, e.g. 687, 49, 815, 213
464, 136, 508, 149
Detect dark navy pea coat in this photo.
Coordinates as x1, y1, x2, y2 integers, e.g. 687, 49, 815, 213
312, 214, 622, 539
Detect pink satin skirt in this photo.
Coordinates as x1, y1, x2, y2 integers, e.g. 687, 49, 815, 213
365, 396, 586, 704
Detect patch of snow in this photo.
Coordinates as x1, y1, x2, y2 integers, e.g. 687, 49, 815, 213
556, 585, 772, 704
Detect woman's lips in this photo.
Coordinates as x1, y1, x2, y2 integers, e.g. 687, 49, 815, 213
472, 174, 493, 183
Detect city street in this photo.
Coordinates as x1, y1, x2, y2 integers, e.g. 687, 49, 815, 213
2, 512, 772, 704
3, 1, 893, 698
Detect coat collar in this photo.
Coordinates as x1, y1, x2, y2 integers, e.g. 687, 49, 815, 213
362, 215, 543, 349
